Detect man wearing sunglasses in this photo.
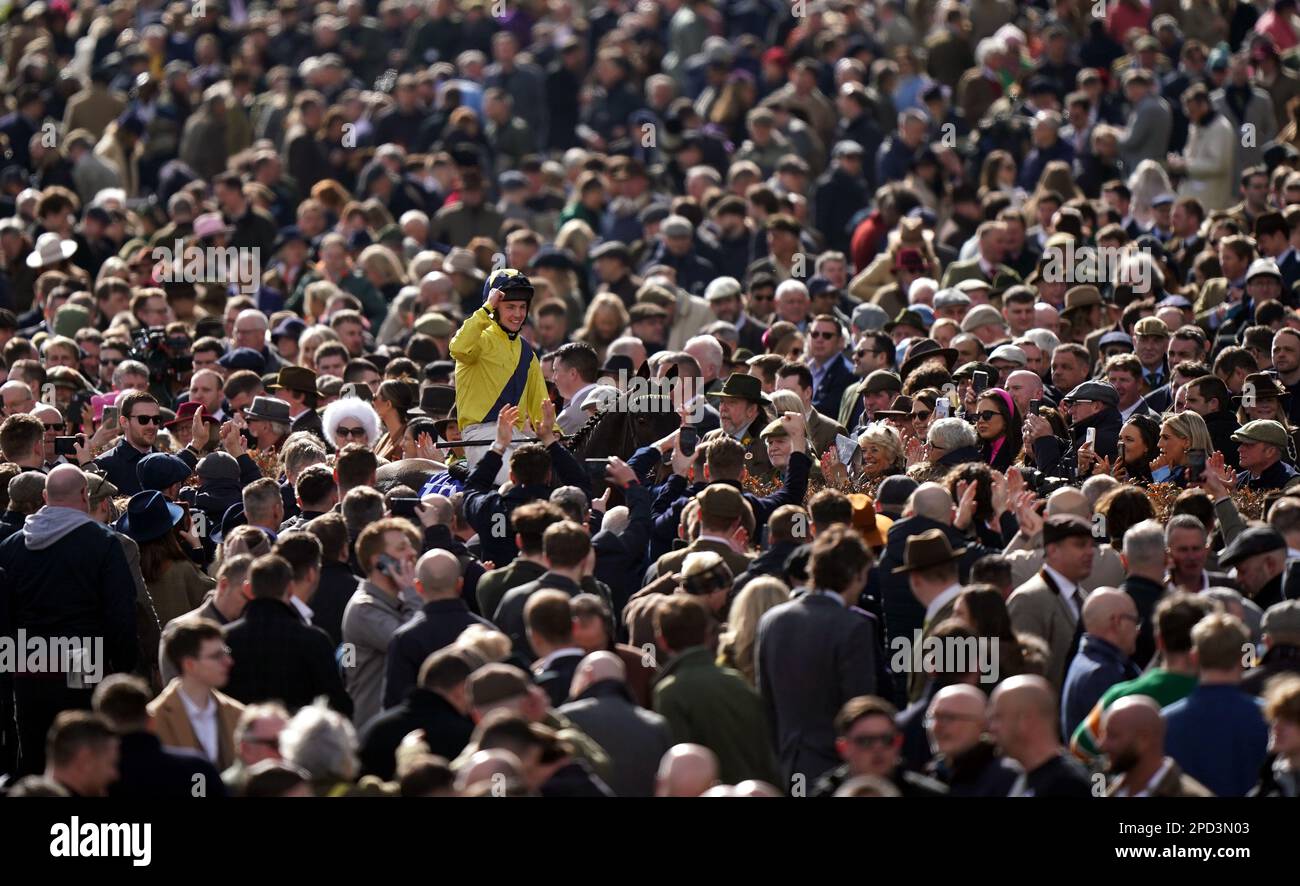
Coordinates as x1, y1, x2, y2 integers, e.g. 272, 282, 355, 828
90, 389, 239, 496
811, 695, 947, 797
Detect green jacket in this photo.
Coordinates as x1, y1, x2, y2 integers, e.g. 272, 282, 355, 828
939, 257, 1021, 294
653, 646, 780, 786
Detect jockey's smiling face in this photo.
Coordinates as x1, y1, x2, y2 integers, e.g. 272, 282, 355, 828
498, 298, 529, 333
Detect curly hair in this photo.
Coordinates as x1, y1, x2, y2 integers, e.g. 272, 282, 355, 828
321, 396, 382, 448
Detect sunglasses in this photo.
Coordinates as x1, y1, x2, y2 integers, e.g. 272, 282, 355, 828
749, 293, 774, 302
131, 414, 164, 425
976, 410, 1001, 422
848, 733, 896, 750
912, 410, 931, 421
100, 358, 123, 367
336, 426, 368, 439
43, 422, 65, 431
809, 331, 838, 340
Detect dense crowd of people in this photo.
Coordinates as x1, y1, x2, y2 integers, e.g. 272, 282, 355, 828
2, 0, 1300, 799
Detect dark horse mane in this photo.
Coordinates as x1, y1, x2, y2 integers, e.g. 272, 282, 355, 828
564, 392, 681, 461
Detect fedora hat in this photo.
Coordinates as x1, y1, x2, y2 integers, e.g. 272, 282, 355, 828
25, 231, 77, 268
1234, 372, 1291, 407
112, 490, 186, 544
408, 384, 456, 418
266, 365, 318, 397
898, 338, 958, 380
890, 528, 966, 574
243, 395, 291, 424
706, 372, 770, 405
874, 395, 915, 419
1060, 285, 1103, 317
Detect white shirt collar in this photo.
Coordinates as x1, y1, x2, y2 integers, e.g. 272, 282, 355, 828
1120, 398, 1145, 421
535, 646, 584, 673
567, 382, 597, 409
178, 687, 219, 764
1042, 563, 1083, 620
926, 582, 963, 625
290, 595, 314, 622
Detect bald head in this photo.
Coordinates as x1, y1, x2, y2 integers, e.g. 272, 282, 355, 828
1104, 694, 1164, 741
44, 464, 88, 510
1046, 487, 1090, 519
237, 308, 269, 330
415, 549, 463, 601
569, 650, 625, 699
989, 674, 1060, 765
655, 743, 720, 797
927, 683, 989, 759
933, 683, 987, 717
907, 483, 955, 523
1100, 694, 1166, 777
991, 674, 1057, 719
1082, 587, 1137, 636
31, 403, 61, 423
455, 748, 522, 793
419, 493, 454, 527
732, 779, 782, 797
1006, 370, 1043, 394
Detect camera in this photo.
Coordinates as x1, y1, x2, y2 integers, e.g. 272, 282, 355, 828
132, 326, 193, 386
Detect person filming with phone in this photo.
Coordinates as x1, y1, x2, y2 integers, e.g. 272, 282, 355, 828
1025, 381, 1122, 481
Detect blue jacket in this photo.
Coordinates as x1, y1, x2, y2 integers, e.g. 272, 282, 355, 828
1061, 634, 1141, 738
812, 353, 856, 420
1163, 684, 1268, 797
462, 442, 591, 569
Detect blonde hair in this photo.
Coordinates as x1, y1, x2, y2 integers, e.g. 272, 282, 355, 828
857, 421, 905, 469
304, 280, 343, 321
358, 244, 408, 287
576, 293, 629, 349
768, 388, 803, 416
456, 625, 512, 663
555, 219, 596, 261
718, 577, 791, 685
1161, 410, 1214, 454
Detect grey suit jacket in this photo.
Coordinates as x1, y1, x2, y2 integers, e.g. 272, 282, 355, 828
1119, 94, 1173, 172
755, 592, 879, 786
1007, 570, 1086, 691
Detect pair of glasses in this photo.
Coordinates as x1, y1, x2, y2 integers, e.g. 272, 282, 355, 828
810, 331, 838, 340
750, 294, 774, 302
336, 426, 368, 439
43, 422, 65, 431
101, 358, 123, 367
132, 414, 164, 426
976, 410, 1001, 422
848, 734, 896, 750
912, 411, 931, 421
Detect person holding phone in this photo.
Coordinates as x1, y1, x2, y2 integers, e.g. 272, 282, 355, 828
342, 517, 422, 726
1028, 381, 1122, 480
1111, 415, 1161, 484
972, 388, 1022, 472
1150, 412, 1215, 486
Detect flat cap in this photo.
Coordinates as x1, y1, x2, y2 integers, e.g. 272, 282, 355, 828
1063, 380, 1119, 407
1218, 525, 1286, 569
960, 304, 1005, 331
